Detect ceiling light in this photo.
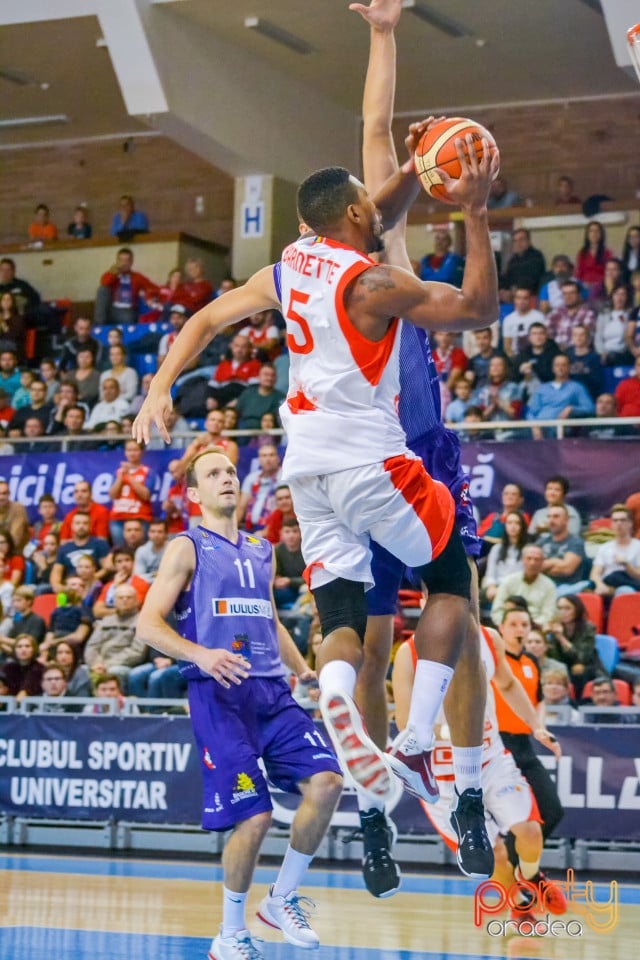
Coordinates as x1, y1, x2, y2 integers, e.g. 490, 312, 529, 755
0, 115, 69, 129
244, 17, 315, 55
401, 1, 472, 38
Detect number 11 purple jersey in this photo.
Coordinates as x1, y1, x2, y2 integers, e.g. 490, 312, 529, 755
174, 526, 285, 681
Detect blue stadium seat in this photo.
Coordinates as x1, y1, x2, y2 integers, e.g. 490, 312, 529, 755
595, 633, 620, 674
132, 353, 158, 376
603, 365, 633, 394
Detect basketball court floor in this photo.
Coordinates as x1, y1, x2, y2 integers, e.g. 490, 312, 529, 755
1, 852, 637, 960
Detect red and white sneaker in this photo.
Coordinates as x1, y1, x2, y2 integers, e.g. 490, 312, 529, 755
386, 726, 439, 804
257, 886, 319, 950
319, 689, 392, 803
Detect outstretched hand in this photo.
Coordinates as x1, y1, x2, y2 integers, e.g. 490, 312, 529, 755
402, 116, 445, 173
533, 727, 562, 761
132, 387, 173, 446
436, 134, 500, 211
349, 0, 403, 31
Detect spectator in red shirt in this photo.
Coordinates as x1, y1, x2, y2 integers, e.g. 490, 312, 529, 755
32, 494, 61, 547
263, 484, 297, 544
614, 355, 640, 421
93, 546, 150, 619
432, 330, 467, 391
207, 334, 261, 409
60, 480, 110, 542
95, 247, 159, 326
0, 387, 15, 428
575, 221, 613, 291
0, 531, 25, 586
171, 258, 213, 314
238, 310, 282, 360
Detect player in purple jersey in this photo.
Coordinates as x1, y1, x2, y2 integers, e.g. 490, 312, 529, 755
137, 449, 342, 960
350, 0, 489, 898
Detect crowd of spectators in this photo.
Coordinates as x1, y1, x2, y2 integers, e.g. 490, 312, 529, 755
0, 200, 639, 718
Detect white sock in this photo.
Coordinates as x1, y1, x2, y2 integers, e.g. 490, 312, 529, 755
272, 845, 314, 898
518, 857, 541, 880
221, 886, 248, 937
356, 786, 385, 814
452, 745, 483, 793
407, 660, 454, 750
318, 660, 357, 697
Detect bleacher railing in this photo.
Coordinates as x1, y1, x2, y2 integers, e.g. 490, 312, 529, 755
4, 417, 640, 450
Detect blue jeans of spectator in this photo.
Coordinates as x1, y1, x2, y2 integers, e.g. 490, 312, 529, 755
128, 662, 186, 698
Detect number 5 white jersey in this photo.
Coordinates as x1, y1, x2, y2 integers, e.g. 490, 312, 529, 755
277, 235, 408, 479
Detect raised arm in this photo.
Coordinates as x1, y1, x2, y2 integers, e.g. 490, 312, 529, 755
133, 265, 280, 444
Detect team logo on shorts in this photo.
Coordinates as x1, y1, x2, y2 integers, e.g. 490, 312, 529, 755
231, 773, 258, 804
460, 480, 470, 505
203, 748, 215, 770
214, 793, 224, 812
213, 598, 273, 617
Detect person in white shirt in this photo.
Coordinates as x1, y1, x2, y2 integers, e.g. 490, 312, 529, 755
85, 378, 130, 431
134, 520, 169, 582
591, 504, 640, 597
501, 288, 546, 357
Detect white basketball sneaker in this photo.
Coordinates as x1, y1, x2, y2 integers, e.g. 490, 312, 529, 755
257, 886, 320, 950
208, 926, 264, 960
320, 688, 392, 803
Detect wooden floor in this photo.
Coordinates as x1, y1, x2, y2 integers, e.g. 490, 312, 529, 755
0, 852, 637, 960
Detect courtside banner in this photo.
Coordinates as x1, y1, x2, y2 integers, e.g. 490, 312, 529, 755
0, 438, 639, 523
0, 715, 202, 823
0, 718, 638, 837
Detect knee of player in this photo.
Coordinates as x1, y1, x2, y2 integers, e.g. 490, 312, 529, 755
302, 770, 344, 805
512, 819, 542, 850
314, 578, 368, 643
234, 809, 273, 841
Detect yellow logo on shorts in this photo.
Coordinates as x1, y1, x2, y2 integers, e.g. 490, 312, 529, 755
231, 772, 258, 805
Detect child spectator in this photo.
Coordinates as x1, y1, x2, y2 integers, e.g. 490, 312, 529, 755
67, 205, 92, 239
28, 204, 58, 243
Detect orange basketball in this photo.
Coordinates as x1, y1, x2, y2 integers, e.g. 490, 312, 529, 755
414, 117, 498, 202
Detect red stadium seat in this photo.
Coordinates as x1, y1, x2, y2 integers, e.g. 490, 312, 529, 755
581, 678, 631, 706
576, 592, 604, 633
32, 593, 58, 626
606, 593, 640, 651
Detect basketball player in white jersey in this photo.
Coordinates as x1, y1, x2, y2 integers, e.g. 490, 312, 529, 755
349, 0, 491, 894
133, 45, 500, 878
392, 624, 567, 922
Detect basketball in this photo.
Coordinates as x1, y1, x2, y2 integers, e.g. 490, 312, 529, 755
414, 117, 498, 202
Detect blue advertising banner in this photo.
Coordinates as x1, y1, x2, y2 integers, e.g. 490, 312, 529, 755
0, 716, 638, 840
0, 714, 202, 823
1, 438, 639, 523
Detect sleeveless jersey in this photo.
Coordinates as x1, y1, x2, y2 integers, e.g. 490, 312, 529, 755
174, 526, 285, 681
398, 323, 442, 445
110, 464, 153, 521
277, 235, 407, 478
406, 626, 504, 778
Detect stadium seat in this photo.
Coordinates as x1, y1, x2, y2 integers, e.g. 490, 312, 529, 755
582, 678, 631, 706
32, 593, 58, 625
132, 353, 158, 376
576, 592, 604, 632
606, 593, 640, 651
595, 634, 620, 674
603, 365, 633, 394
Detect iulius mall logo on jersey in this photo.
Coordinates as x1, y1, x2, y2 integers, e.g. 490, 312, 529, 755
474, 870, 618, 937
212, 598, 272, 617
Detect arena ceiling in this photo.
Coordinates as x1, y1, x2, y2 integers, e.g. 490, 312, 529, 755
1, 0, 639, 182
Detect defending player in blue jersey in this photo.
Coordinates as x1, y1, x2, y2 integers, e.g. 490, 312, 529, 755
350, 0, 488, 899
137, 449, 343, 960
